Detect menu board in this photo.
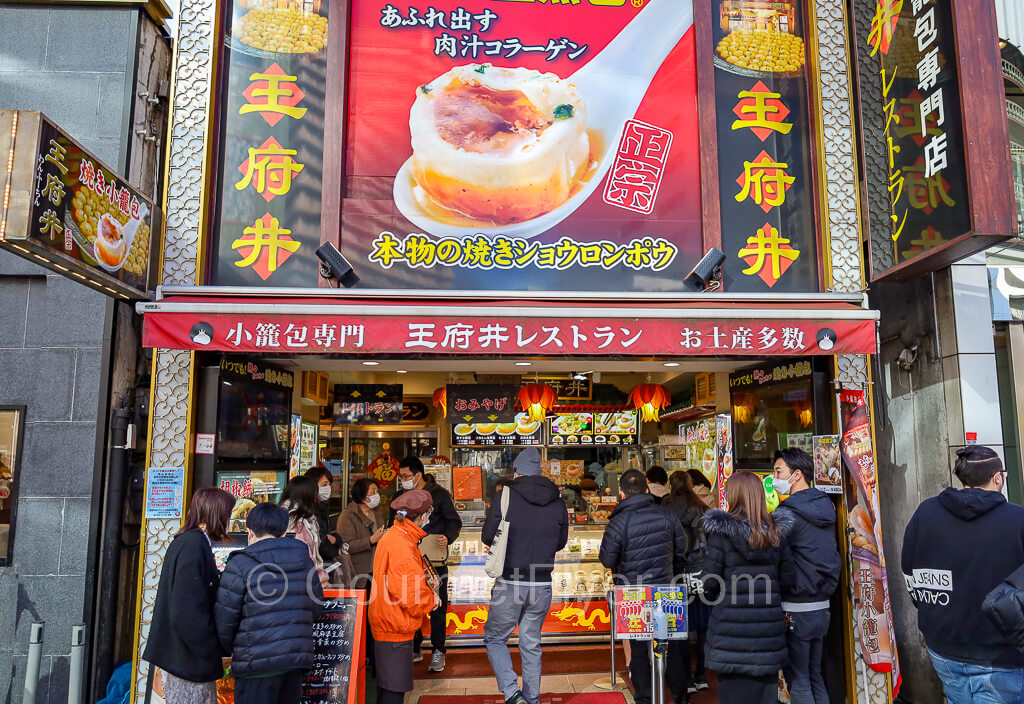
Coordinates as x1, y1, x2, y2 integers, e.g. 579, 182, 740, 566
541, 460, 584, 486
612, 585, 688, 640
300, 590, 366, 704
452, 466, 484, 501
549, 411, 637, 446
681, 418, 717, 484
218, 469, 287, 533
446, 384, 517, 424
451, 413, 542, 446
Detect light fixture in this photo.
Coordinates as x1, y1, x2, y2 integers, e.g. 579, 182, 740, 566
572, 371, 588, 381
515, 361, 532, 366
663, 362, 680, 367
629, 383, 671, 422
361, 361, 380, 366
519, 382, 556, 422
396, 369, 408, 374
432, 387, 447, 419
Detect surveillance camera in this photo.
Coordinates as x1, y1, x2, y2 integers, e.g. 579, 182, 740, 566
315, 243, 359, 288
684, 247, 726, 291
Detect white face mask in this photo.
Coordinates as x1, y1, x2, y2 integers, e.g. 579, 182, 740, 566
318, 485, 332, 501
400, 479, 416, 491
366, 493, 381, 509
773, 474, 794, 496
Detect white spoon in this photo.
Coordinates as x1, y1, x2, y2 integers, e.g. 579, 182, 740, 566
393, 0, 694, 240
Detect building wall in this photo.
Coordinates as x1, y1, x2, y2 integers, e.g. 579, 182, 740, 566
0, 7, 169, 704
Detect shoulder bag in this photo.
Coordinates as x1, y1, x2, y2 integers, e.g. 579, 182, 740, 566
484, 488, 512, 579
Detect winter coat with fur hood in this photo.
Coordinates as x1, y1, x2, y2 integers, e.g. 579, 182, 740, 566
700, 509, 794, 676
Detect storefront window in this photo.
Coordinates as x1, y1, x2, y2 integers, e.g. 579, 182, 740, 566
0, 407, 26, 565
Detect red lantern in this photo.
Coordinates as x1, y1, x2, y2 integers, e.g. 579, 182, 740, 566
518, 383, 557, 422
433, 387, 447, 419
629, 384, 671, 422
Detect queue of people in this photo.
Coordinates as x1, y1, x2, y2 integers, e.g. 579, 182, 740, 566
146, 444, 1024, 704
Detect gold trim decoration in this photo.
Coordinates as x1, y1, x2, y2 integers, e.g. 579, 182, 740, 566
131, 0, 215, 692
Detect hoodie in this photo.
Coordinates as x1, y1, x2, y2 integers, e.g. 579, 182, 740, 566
214, 536, 325, 677
482, 475, 569, 582
774, 488, 840, 605
902, 487, 1024, 667
700, 510, 794, 676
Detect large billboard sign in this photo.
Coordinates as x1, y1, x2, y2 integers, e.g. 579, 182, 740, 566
208, 0, 703, 291
0, 110, 159, 299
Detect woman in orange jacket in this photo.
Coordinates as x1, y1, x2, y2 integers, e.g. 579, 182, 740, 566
369, 489, 439, 704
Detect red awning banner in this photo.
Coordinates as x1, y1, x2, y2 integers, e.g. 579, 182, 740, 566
140, 297, 878, 357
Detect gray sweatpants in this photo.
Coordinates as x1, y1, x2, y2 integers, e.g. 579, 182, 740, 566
484, 579, 553, 704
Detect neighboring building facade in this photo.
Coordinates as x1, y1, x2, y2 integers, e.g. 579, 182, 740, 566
0, 5, 170, 703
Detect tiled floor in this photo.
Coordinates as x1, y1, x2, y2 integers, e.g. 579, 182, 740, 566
406, 675, 635, 704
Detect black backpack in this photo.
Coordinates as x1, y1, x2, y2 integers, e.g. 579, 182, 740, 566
982, 562, 1024, 652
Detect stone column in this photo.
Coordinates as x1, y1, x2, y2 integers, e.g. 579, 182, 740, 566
130, 0, 215, 698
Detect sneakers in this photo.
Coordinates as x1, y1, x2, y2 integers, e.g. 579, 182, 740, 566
505, 691, 528, 704
694, 678, 709, 691
686, 682, 698, 695
412, 649, 423, 663
428, 650, 446, 672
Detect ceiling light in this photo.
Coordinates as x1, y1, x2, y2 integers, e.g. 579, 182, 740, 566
396, 369, 408, 374
572, 372, 588, 381
515, 362, 532, 366
663, 362, 680, 367
361, 361, 380, 366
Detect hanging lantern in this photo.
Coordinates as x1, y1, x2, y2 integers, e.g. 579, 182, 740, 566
433, 387, 447, 419
629, 384, 671, 423
518, 383, 557, 422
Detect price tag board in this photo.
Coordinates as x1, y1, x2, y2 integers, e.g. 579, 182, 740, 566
612, 585, 688, 640
300, 589, 367, 704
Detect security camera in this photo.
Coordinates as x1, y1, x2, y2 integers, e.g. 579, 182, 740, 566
315, 243, 359, 288
684, 247, 726, 291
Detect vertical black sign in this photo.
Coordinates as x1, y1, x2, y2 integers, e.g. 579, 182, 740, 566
301, 594, 362, 704
712, 0, 819, 293
210, 0, 328, 286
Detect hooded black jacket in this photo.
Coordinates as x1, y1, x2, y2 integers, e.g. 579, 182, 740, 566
482, 475, 569, 582
599, 493, 688, 584
215, 536, 325, 677
143, 530, 224, 682
661, 494, 707, 573
700, 510, 794, 676
392, 477, 463, 543
774, 488, 840, 604
902, 487, 1024, 667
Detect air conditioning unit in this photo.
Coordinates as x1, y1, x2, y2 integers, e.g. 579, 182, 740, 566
694, 372, 716, 406
301, 371, 330, 406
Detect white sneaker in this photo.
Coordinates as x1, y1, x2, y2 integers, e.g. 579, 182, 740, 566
413, 649, 423, 663
428, 651, 445, 672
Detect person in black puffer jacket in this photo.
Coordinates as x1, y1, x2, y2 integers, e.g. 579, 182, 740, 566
701, 471, 794, 704
600, 470, 688, 704
216, 503, 324, 704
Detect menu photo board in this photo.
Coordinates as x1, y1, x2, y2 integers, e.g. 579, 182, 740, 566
451, 413, 542, 446
612, 585, 688, 640
813, 434, 843, 495
334, 385, 403, 424
0, 110, 158, 299
549, 411, 637, 446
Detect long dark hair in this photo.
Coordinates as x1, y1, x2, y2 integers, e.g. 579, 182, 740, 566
669, 470, 707, 515
178, 487, 235, 542
281, 475, 317, 521
724, 471, 779, 550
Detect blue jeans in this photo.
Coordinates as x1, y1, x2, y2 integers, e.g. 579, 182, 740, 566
784, 608, 830, 704
928, 648, 1024, 704
484, 580, 552, 704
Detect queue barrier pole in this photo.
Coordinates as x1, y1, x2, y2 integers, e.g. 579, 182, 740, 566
23, 622, 44, 704
68, 625, 85, 704
593, 589, 621, 690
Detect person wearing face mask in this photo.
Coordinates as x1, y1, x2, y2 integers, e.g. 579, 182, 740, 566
370, 490, 440, 704
770, 448, 840, 704
903, 446, 1024, 703
281, 476, 330, 588
305, 465, 343, 568
337, 478, 386, 588
392, 457, 462, 672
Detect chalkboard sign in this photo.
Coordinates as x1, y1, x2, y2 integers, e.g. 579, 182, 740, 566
301, 589, 366, 704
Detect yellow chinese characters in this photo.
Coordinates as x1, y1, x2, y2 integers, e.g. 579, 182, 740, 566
735, 152, 794, 212
236, 138, 305, 201
232, 214, 302, 281
737, 224, 801, 288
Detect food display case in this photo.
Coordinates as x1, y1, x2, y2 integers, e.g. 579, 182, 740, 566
439, 411, 644, 643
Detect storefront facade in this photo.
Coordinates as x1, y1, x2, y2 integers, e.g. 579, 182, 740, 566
121, 0, 1019, 699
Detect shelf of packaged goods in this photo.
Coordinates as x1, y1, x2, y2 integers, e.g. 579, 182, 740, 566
447, 555, 603, 567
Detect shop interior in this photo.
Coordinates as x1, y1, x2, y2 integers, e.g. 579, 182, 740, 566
190, 353, 836, 644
